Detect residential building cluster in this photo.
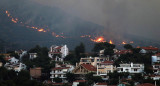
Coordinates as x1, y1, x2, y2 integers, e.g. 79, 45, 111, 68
0, 45, 160, 86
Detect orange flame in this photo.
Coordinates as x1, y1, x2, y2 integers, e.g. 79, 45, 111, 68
109, 40, 113, 44
122, 41, 127, 44
91, 37, 106, 43
5, 10, 18, 23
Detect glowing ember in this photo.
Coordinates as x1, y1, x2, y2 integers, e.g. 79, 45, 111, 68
109, 40, 113, 44
11, 18, 18, 23
52, 32, 66, 38
122, 42, 127, 44
38, 29, 44, 32
6, 11, 8, 14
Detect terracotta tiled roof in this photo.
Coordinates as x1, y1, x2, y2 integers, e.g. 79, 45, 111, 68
96, 82, 107, 85
5, 57, 12, 61
30, 67, 42, 70
81, 64, 97, 71
136, 83, 155, 86
52, 67, 70, 70
56, 46, 62, 49
101, 61, 114, 64
141, 46, 159, 51
74, 80, 87, 82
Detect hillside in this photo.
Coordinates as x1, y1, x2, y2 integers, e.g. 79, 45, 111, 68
0, 0, 160, 52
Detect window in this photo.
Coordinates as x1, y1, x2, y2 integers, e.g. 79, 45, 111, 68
155, 66, 159, 68
58, 75, 61, 77
134, 69, 137, 71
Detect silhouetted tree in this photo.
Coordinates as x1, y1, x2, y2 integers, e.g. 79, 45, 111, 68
93, 42, 115, 56
66, 72, 75, 82
75, 42, 85, 56
124, 44, 133, 50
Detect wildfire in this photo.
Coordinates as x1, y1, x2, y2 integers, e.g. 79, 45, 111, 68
52, 32, 66, 38
109, 40, 113, 44
5, 10, 18, 23
38, 29, 46, 32
4, 10, 137, 44
11, 18, 18, 23
91, 37, 106, 43
122, 41, 127, 44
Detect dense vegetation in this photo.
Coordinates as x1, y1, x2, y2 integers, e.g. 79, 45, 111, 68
0, 67, 45, 86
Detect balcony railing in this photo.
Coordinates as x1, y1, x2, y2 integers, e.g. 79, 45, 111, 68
50, 72, 66, 74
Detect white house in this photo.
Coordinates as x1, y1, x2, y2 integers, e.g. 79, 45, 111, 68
152, 53, 160, 64
50, 64, 74, 82
152, 63, 160, 74
79, 57, 109, 67
29, 53, 37, 59
4, 62, 26, 72
48, 45, 69, 61
145, 75, 160, 80
96, 61, 115, 80
139, 46, 159, 54
117, 62, 144, 73
8, 57, 19, 64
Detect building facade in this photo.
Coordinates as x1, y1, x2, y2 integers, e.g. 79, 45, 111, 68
48, 45, 69, 61
152, 63, 160, 74
79, 57, 109, 67
29, 53, 37, 59
117, 63, 144, 73
152, 53, 160, 64
50, 67, 70, 82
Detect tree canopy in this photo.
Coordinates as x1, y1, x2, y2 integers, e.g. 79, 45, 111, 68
75, 42, 85, 56
124, 44, 133, 50
92, 42, 115, 56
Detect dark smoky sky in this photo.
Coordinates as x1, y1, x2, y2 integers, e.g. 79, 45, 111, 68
33, 0, 160, 41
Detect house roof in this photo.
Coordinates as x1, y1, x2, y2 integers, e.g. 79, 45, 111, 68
81, 64, 97, 71
30, 67, 42, 70
101, 61, 114, 64
52, 67, 70, 70
96, 82, 107, 85
56, 46, 62, 49
136, 83, 155, 86
141, 46, 159, 51
5, 57, 12, 61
